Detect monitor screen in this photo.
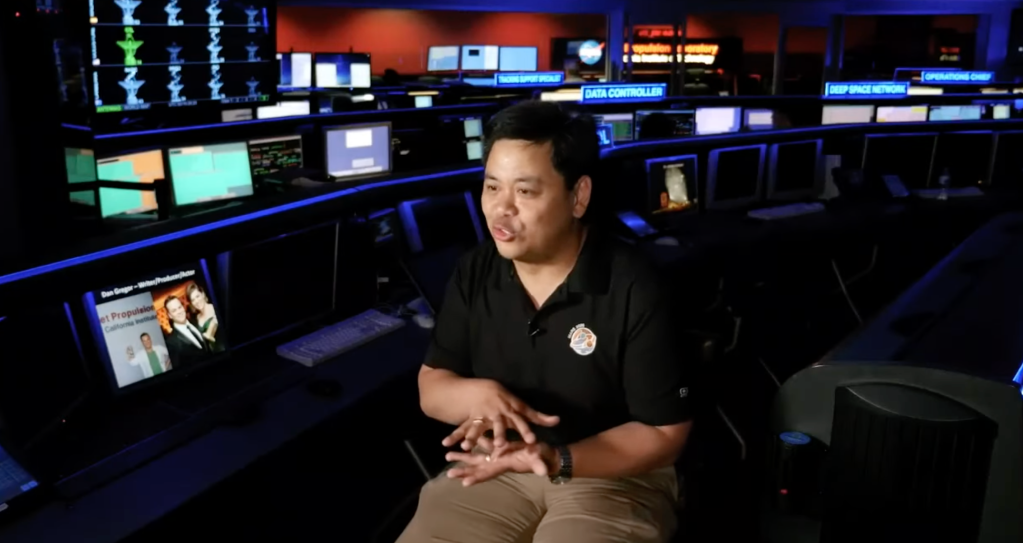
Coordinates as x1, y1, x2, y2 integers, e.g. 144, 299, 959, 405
461, 45, 499, 71
876, 105, 929, 123
695, 107, 742, 135
597, 124, 614, 146
745, 109, 775, 131
221, 108, 254, 122
862, 134, 936, 189
278, 52, 312, 88
647, 156, 698, 214
315, 53, 372, 89
65, 148, 97, 184
325, 123, 392, 179
399, 193, 483, 254
0, 446, 37, 510
96, 150, 165, 217
929, 105, 984, 122
255, 100, 310, 119
168, 142, 255, 206
427, 46, 460, 71
931, 133, 993, 188
84, 261, 224, 390
770, 140, 821, 198
498, 47, 539, 71
249, 135, 303, 177
90, 0, 275, 113
709, 145, 764, 206
635, 110, 695, 139
594, 113, 634, 142
415, 95, 434, 108
822, 105, 875, 125
993, 104, 1011, 119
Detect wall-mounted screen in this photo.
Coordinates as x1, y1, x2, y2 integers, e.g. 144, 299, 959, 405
278, 52, 312, 88
315, 53, 372, 89
427, 46, 461, 71
461, 45, 499, 71
498, 47, 539, 71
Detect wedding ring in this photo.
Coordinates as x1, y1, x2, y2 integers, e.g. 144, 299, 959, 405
472, 418, 485, 425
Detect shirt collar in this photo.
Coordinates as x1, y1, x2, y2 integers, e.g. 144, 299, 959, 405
497, 228, 612, 296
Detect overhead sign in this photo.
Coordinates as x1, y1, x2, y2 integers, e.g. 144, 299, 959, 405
494, 72, 565, 87
581, 83, 667, 104
824, 81, 909, 98
623, 43, 720, 65
920, 70, 994, 84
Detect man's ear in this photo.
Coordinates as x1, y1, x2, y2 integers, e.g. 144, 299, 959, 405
572, 176, 592, 219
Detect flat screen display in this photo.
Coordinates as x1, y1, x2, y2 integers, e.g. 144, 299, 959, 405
84, 261, 224, 390
498, 47, 538, 71
427, 46, 460, 71
90, 0, 275, 113
414, 95, 433, 108
66, 148, 99, 207
96, 150, 165, 217
255, 100, 310, 119
325, 123, 392, 179
461, 45, 499, 71
168, 142, 255, 206
249, 135, 303, 177
744, 109, 774, 131
594, 113, 634, 142
876, 106, 928, 123
772, 140, 820, 196
695, 107, 742, 135
821, 105, 875, 125
315, 53, 372, 89
278, 52, 312, 87
929, 105, 983, 122
710, 146, 763, 204
647, 156, 697, 214
635, 110, 695, 139
993, 104, 1011, 119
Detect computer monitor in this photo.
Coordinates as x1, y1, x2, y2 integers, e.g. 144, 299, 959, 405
248, 135, 303, 178
862, 134, 937, 190
929, 105, 984, 122
876, 105, 929, 123
635, 110, 695, 139
314, 53, 372, 89
593, 113, 634, 143
168, 142, 255, 206
427, 46, 461, 71
646, 155, 698, 215
0, 443, 38, 517
95, 149, 165, 218
218, 224, 337, 347
278, 52, 313, 88
993, 104, 1012, 120
414, 95, 434, 108
89, 0, 275, 113
65, 148, 97, 184
596, 124, 614, 147
706, 144, 766, 210
768, 140, 823, 201
931, 132, 994, 188
695, 107, 742, 135
745, 109, 775, 131
83, 261, 223, 391
461, 45, 500, 71
324, 122, 392, 180
256, 101, 311, 119
221, 108, 254, 123
499, 47, 539, 71
822, 105, 875, 125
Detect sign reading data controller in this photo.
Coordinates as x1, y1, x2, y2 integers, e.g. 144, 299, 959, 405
581, 83, 667, 104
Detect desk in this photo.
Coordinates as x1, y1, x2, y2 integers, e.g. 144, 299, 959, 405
0, 325, 430, 543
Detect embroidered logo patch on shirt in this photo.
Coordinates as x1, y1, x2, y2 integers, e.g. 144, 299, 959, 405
568, 323, 597, 356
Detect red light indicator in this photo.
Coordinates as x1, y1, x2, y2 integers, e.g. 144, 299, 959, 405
15, 12, 20, 17
779, 488, 789, 495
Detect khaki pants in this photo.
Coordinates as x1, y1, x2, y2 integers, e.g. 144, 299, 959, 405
395, 466, 679, 543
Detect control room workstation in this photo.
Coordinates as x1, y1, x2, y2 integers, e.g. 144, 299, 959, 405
4, 2, 1023, 542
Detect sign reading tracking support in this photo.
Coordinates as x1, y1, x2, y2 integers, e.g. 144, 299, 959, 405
495, 72, 565, 87
920, 70, 994, 84
581, 83, 667, 104
824, 81, 908, 98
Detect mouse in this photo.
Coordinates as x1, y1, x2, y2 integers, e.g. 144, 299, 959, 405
306, 378, 343, 398
654, 236, 680, 247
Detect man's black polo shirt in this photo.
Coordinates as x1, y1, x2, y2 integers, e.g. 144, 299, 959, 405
425, 230, 693, 446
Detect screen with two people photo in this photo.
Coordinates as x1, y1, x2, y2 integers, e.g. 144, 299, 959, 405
84, 262, 226, 390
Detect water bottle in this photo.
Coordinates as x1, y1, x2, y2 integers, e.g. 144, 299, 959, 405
937, 167, 950, 201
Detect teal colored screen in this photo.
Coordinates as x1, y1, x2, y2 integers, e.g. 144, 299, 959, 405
65, 148, 98, 184
96, 160, 147, 218
169, 142, 254, 206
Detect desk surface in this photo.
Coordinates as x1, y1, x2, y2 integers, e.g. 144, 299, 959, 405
0, 325, 430, 543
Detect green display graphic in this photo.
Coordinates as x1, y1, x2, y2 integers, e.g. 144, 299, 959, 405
169, 144, 254, 205
117, 27, 143, 67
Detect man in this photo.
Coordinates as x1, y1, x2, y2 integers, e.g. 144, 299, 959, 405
162, 295, 211, 370
126, 332, 171, 380
398, 101, 693, 543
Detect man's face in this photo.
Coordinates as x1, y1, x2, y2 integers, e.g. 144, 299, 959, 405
141, 334, 153, 350
481, 139, 589, 263
166, 298, 188, 325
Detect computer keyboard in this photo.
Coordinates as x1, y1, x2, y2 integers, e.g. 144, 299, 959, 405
277, 309, 406, 367
747, 202, 826, 221
913, 187, 984, 199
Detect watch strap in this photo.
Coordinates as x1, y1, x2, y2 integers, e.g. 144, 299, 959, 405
550, 445, 573, 483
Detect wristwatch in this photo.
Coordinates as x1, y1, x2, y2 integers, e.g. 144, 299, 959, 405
548, 445, 573, 485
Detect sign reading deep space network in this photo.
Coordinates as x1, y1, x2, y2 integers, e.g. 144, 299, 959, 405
824, 81, 909, 99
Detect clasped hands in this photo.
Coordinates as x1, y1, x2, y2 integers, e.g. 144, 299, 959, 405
441, 381, 560, 487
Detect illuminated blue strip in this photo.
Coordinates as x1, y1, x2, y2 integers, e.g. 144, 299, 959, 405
0, 166, 483, 286
581, 83, 667, 104
1013, 361, 1023, 397
495, 72, 565, 87
824, 81, 908, 98
62, 124, 92, 132
921, 71, 994, 84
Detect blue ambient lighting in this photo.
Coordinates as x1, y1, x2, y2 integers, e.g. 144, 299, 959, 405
581, 83, 667, 104
0, 167, 484, 286
921, 71, 994, 84
779, 432, 811, 446
494, 72, 565, 87
1013, 361, 1023, 398
824, 81, 908, 98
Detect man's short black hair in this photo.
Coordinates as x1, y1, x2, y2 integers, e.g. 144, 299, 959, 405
482, 101, 600, 192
